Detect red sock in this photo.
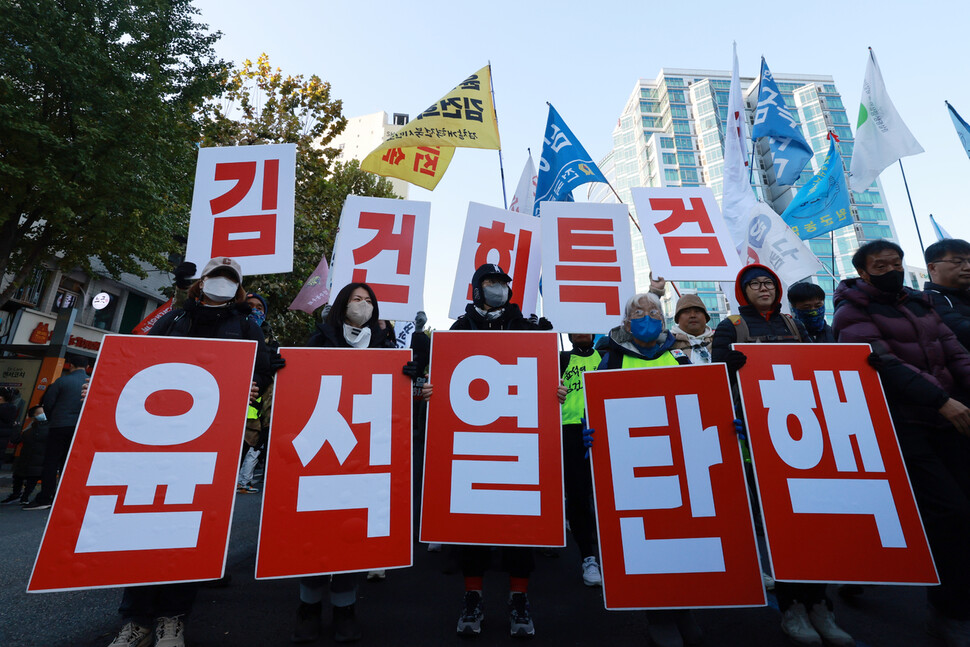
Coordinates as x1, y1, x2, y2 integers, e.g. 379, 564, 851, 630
509, 577, 529, 594
464, 576, 483, 592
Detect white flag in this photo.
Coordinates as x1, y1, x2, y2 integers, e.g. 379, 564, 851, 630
721, 43, 755, 253
742, 201, 824, 286
848, 49, 924, 192
509, 155, 537, 215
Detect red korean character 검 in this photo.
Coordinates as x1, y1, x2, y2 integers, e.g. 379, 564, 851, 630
649, 197, 726, 268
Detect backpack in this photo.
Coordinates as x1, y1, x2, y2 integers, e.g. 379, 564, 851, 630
727, 313, 803, 343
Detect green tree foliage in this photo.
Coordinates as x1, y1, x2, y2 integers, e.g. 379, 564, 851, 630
0, 0, 226, 308
201, 54, 399, 345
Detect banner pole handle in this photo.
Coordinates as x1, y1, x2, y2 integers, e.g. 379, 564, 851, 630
488, 62, 508, 209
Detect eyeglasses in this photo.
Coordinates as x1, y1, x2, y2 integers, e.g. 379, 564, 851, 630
746, 280, 776, 291
934, 258, 970, 267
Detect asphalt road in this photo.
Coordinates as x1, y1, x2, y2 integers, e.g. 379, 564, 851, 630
0, 465, 938, 646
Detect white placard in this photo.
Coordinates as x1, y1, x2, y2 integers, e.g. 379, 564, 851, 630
539, 202, 635, 334
185, 144, 296, 277
449, 203, 542, 320
632, 187, 742, 282
329, 195, 430, 322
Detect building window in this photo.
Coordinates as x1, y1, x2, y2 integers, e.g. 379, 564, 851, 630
392, 113, 409, 125
672, 119, 692, 134
680, 168, 699, 183
829, 110, 850, 125
662, 153, 677, 165
660, 136, 675, 149
667, 90, 686, 104
675, 136, 693, 150
677, 152, 696, 166
11, 268, 48, 307
664, 169, 680, 182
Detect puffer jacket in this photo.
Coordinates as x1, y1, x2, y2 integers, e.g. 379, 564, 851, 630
712, 264, 810, 363
307, 321, 396, 349
833, 278, 970, 419
923, 281, 970, 351
12, 419, 48, 479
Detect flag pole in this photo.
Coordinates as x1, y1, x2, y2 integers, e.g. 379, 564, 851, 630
488, 61, 509, 209
748, 57, 764, 184
898, 159, 926, 255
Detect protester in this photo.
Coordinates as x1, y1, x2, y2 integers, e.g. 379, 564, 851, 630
788, 281, 835, 343
599, 292, 690, 370
104, 256, 275, 647
594, 292, 701, 646
0, 387, 21, 465
669, 294, 715, 364
559, 333, 603, 588
834, 239, 970, 646
714, 264, 854, 647
294, 282, 424, 643
447, 263, 563, 638
2, 405, 49, 505
236, 291, 276, 494
24, 354, 88, 511
923, 238, 970, 349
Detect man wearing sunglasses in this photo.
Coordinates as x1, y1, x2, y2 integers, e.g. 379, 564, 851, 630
924, 238, 970, 350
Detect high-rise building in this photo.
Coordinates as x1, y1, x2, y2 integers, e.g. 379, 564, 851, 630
329, 110, 411, 199
590, 68, 900, 325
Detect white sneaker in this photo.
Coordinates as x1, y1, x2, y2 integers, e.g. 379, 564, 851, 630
581, 556, 602, 587
762, 570, 776, 591
427, 543, 442, 552
107, 621, 152, 647
366, 569, 386, 581
154, 616, 185, 647
780, 603, 822, 646
808, 603, 854, 647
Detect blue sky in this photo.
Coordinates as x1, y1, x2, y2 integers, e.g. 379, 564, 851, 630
193, 0, 970, 327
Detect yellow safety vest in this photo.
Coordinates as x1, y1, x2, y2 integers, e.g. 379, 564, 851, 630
561, 351, 602, 425
620, 351, 681, 369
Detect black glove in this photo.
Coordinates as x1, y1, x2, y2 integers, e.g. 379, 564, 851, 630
725, 349, 747, 373
270, 351, 286, 372
173, 261, 197, 289
867, 352, 883, 370
402, 360, 420, 379
537, 317, 553, 331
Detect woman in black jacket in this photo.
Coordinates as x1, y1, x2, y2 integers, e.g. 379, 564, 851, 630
107, 257, 275, 647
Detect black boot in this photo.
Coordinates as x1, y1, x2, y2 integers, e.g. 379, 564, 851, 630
291, 601, 322, 643
333, 603, 361, 643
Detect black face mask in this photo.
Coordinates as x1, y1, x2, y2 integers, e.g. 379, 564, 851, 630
868, 269, 905, 294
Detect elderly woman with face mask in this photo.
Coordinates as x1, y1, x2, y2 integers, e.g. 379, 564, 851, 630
598, 292, 690, 370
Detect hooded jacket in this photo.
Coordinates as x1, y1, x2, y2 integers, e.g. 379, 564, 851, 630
669, 324, 714, 363
307, 320, 396, 349
833, 278, 970, 419
711, 264, 810, 363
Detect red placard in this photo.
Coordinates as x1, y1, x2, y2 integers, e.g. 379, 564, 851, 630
28, 335, 257, 592
584, 364, 766, 609
736, 343, 938, 585
420, 332, 564, 547
256, 348, 413, 579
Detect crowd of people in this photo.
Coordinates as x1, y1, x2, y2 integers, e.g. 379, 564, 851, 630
5, 236, 970, 647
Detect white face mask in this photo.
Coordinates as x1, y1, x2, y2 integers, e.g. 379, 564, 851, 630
345, 300, 373, 326
202, 276, 238, 302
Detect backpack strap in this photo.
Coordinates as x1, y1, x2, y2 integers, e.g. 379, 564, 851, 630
780, 313, 803, 342
727, 315, 750, 344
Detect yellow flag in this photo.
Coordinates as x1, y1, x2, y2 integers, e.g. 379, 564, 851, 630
361, 66, 500, 189
360, 145, 456, 190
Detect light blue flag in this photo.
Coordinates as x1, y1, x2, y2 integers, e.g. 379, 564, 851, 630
751, 58, 813, 186
930, 214, 952, 241
780, 137, 852, 240
946, 101, 970, 159
533, 104, 608, 216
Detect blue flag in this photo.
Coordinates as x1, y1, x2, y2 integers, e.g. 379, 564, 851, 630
780, 137, 852, 240
930, 214, 953, 241
946, 101, 970, 160
751, 58, 813, 186
533, 104, 608, 216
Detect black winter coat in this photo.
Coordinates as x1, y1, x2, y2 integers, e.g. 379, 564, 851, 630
307, 321, 396, 349
150, 299, 273, 391
923, 281, 970, 351
450, 303, 551, 331
12, 419, 48, 478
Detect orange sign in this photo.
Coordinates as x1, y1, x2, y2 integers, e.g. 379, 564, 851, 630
420, 332, 564, 547
256, 348, 413, 579
584, 364, 765, 609
736, 343, 938, 584
29, 335, 257, 592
